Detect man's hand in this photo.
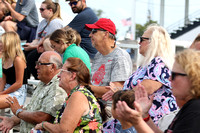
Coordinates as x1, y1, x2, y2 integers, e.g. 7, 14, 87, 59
0, 116, 15, 133
3, 16, 13, 21
6, 96, 23, 116
102, 82, 122, 101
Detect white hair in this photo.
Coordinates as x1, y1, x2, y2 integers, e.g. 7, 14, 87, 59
139, 24, 174, 70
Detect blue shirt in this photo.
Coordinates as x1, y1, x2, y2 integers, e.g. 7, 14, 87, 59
68, 7, 98, 59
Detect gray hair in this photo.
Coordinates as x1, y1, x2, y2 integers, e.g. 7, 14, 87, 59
49, 55, 63, 69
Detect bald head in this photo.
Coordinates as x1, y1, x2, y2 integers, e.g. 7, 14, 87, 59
36, 51, 62, 84
40, 51, 61, 60
39, 51, 62, 69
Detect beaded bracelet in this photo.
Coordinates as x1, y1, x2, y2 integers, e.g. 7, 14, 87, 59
42, 121, 47, 129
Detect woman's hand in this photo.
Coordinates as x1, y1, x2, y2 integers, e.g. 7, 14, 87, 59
6, 96, 22, 116
37, 38, 45, 53
34, 123, 43, 130
135, 81, 154, 118
23, 43, 36, 51
3, 1, 12, 11
116, 100, 144, 126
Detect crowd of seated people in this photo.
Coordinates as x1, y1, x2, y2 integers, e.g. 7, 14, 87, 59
0, 0, 200, 132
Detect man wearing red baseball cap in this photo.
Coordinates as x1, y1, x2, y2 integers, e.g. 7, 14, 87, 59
85, 18, 132, 103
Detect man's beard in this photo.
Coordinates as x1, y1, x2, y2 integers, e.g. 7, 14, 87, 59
72, 7, 82, 13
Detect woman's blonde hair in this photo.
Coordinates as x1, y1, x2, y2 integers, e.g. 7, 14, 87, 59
42, 0, 62, 23
140, 24, 174, 69
6, 0, 16, 4
50, 28, 77, 46
1, 31, 26, 63
175, 49, 200, 98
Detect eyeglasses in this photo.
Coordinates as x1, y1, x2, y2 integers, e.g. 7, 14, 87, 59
39, 8, 47, 12
35, 61, 53, 66
91, 29, 106, 34
139, 37, 150, 43
68, 0, 80, 6
171, 71, 187, 80
60, 69, 71, 74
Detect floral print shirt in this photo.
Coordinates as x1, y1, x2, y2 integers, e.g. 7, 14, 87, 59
54, 86, 102, 132
123, 57, 178, 125
20, 74, 67, 133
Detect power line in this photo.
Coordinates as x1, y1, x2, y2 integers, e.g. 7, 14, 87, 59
136, 0, 200, 8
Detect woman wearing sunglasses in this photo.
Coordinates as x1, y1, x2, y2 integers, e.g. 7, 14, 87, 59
24, 0, 64, 79
103, 24, 178, 125
25, 0, 63, 51
116, 49, 200, 133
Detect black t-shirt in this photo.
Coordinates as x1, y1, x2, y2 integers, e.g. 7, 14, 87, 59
165, 99, 200, 133
3, 65, 28, 84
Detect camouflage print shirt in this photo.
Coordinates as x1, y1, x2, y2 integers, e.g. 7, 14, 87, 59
20, 74, 67, 133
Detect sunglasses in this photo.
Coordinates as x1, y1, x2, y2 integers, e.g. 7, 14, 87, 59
39, 8, 47, 12
171, 71, 187, 80
91, 29, 106, 34
35, 61, 53, 66
139, 37, 150, 43
68, 0, 79, 6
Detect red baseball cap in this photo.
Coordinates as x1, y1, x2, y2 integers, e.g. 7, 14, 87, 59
85, 18, 116, 35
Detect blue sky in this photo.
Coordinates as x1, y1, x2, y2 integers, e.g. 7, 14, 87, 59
35, 0, 200, 39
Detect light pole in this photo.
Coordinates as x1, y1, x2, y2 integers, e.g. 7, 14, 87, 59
55, 0, 59, 3
184, 0, 189, 26
131, 0, 136, 40
160, 0, 165, 26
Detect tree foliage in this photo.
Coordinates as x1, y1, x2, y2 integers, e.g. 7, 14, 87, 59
93, 9, 104, 19
135, 20, 158, 39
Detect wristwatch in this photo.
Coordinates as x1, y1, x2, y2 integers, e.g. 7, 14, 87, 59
16, 108, 23, 117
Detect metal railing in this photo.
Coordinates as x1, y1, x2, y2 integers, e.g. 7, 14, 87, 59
166, 10, 200, 34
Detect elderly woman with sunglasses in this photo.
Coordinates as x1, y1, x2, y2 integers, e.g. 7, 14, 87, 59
103, 24, 178, 125
34, 57, 103, 132
116, 49, 200, 133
